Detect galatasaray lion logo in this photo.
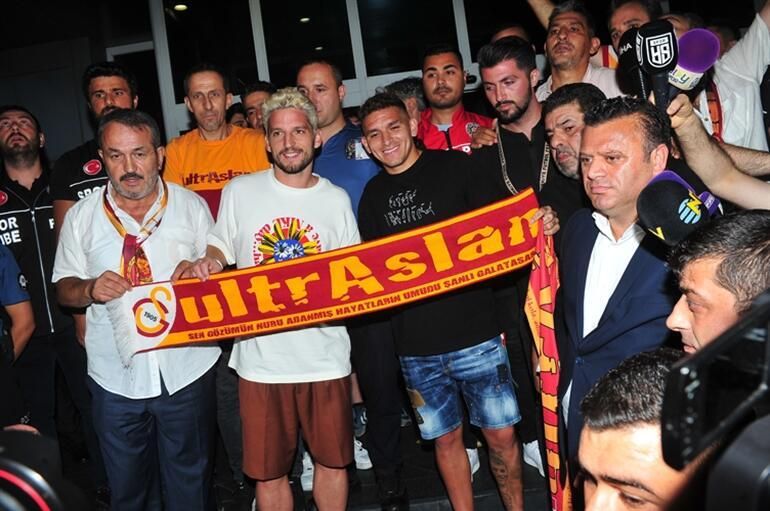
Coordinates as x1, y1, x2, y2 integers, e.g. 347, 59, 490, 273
252, 217, 322, 265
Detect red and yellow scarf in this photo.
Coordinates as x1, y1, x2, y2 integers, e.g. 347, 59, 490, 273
103, 181, 168, 285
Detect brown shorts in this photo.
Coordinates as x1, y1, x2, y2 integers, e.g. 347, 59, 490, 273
239, 376, 353, 480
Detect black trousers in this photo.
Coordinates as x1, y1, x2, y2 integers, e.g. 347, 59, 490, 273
349, 316, 403, 479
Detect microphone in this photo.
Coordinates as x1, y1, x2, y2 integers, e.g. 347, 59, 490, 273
637, 170, 720, 246
637, 20, 679, 111
668, 28, 720, 92
616, 27, 650, 98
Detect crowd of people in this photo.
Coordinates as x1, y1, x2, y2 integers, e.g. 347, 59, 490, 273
2, 1, 770, 510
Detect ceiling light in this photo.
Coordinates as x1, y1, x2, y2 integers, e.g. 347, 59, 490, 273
300, 17, 310, 23
315, 46, 323, 51
173, 3, 188, 11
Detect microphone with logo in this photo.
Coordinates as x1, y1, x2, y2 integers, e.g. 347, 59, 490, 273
617, 27, 651, 98
667, 28, 721, 94
636, 20, 679, 112
637, 171, 721, 246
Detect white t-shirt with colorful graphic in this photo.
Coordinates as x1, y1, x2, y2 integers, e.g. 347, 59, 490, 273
208, 168, 360, 383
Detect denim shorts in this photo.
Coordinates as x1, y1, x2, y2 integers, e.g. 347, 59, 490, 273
399, 336, 520, 440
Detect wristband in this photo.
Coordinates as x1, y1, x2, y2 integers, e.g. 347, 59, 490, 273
212, 258, 225, 271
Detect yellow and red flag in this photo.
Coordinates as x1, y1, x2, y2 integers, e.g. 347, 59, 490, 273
525, 228, 571, 511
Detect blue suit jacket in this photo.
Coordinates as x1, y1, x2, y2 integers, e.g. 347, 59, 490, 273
558, 209, 677, 460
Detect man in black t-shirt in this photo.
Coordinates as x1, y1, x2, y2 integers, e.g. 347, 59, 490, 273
358, 93, 556, 511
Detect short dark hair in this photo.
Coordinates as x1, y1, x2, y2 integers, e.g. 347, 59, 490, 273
422, 43, 464, 70
707, 21, 739, 44
226, 102, 246, 123
378, 77, 426, 111
82, 61, 138, 101
183, 62, 230, 96
0, 105, 42, 132
358, 93, 409, 131
491, 22, 532, 43
581, 347, 684, 431
97, 109, 161, 149
548, 0, 596, 37
584, 96, 671, 155
298, 60, 344, 87
543, 82, 607, 119
477, 36, 536, 73
243, 80, 277, 97
663, 11, 706, 30
669, 210, 770, 313
608, 0, 662, 23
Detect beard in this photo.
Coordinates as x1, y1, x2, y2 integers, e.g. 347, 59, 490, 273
553, 146, 580, 180
429, 86, 462, 109
0, 135, 40, 167
109, 171, 159, 200
97, 105, 123, 119
274, 148, 313, 175
495, 95, 531, 124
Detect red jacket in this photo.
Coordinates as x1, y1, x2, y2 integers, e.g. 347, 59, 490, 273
417, 107, 493, 154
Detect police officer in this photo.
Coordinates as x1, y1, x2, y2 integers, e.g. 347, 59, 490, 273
0, 105, 108, 507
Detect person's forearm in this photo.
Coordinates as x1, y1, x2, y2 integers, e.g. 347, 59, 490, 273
677, 121, 770, 208
526, 0, 555, 28
11, 321, 34, 360
675, 115, 735, 189
720, 142, 770, 176
56, 277, 96, 308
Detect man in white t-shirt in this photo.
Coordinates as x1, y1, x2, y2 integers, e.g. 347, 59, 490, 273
179, 87, 359, 511
53, 109, 220, 511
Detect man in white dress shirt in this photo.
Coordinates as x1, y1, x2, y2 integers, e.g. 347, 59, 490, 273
53, 109, 220, 511
558, 96, 678, 464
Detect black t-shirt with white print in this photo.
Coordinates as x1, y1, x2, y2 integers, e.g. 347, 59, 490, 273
358, 149, 500, 356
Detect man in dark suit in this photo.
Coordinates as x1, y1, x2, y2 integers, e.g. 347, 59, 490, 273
558, 96, 678, 463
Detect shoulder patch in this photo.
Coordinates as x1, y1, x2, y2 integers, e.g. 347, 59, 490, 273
82, 159, 102, 176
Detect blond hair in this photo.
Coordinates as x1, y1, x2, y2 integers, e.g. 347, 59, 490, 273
261, 87, 318, 132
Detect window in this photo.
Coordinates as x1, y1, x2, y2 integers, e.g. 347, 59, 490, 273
261, 0, 355, 88
358, 0, 458, 76
463, 0, 546, 61
163, 0, 258, 102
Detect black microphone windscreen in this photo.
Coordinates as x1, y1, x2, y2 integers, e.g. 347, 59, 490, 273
617, 27, 650, 97
637, 171, 713, 246
637, 20, 679, 75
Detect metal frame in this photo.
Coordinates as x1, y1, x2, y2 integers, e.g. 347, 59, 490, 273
148, 0, 477, 140
105, 41, 155, 61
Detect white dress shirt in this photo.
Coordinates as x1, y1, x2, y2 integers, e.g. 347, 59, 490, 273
536, 63, 624, 102
694, 13, 770, 151
53, 181, 221, 399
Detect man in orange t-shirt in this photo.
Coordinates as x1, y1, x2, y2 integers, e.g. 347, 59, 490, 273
164, 63, 269, 218
164, 63, 269, 505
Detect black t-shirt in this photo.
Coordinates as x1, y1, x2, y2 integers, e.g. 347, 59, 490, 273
50, 139, 108, 202
470, 123, 589, 230
358, 150, 501, 356
469, 126, 589, 334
